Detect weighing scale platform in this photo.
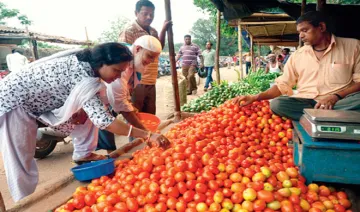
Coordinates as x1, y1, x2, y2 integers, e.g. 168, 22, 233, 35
300, 109, 360, 141
293, 121, 360, 184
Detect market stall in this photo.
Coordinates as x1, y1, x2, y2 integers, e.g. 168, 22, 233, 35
1, 0, 360, 211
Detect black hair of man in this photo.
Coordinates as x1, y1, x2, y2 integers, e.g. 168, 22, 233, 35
283, 48, 290, 53
296, 11, 332, 33
135, 0, 155, 13
11, 49, 16, 53
207, 41, 213, 46
184, 35, 191, 39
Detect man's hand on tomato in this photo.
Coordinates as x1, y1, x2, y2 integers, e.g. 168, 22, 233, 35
232, 95, 257, 107
314, 94, 340, 110
148, 134, 170, 149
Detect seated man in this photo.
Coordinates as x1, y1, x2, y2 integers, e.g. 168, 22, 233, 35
233, 11, 360, 120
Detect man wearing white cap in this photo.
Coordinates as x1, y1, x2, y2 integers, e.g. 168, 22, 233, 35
39, 35, 163, 163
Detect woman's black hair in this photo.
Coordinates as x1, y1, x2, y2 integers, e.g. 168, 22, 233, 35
136, 0, 155, 13
76, 42, 133, 75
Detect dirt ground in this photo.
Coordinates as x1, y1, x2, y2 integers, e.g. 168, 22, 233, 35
0, 66, 241, 210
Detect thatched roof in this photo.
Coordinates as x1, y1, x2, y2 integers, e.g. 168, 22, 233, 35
228, 13, 298, 46
210, 0, 360, 40
0, 26, 93, 45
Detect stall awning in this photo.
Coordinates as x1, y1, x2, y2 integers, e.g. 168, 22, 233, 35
210, 0, 360, 40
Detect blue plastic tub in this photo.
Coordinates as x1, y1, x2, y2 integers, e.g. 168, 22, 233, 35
293, 122, 360, 184
71, 158, 115, 181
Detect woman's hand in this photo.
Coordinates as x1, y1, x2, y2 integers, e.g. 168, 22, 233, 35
71, 109, 88, 125
147, 133, 170, 149
232, 95, 257, 107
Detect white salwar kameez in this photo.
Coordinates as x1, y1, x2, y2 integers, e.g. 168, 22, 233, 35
0, 53, 115, 202
0, 107, 38, 201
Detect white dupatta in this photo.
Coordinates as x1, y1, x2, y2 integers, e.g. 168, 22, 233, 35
32, 49, 105, 126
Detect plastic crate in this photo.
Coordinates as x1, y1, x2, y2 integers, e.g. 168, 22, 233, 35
293, 122, 360, 184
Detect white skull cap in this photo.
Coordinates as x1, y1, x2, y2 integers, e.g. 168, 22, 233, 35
133, 35, 162, 53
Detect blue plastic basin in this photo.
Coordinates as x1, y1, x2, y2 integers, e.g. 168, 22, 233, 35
71, 158, 115, 181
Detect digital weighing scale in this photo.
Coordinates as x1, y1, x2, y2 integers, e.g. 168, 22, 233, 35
299, 109, 360, 140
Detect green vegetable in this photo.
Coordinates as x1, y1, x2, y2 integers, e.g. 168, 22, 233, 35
181, 69, 281, 113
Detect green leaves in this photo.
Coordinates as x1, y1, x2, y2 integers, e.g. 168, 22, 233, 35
181, 69, 281, 113
0, 2, 31, 26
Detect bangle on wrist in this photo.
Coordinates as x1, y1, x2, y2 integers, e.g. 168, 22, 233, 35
127, 125, 133, 137
333, 93, 343, 100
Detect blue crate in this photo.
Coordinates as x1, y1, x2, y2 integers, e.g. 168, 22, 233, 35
293, 122, 360, 184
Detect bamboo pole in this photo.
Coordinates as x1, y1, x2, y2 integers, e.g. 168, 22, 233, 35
215, 10, 221, 84
85, 27, 90, 48
238, 24, 243, 79
317, 0, 326, 12
258, 43, 261, 70
299, 0, 307, 47
240, 21, 296, 25
25, 26, 35, 60
32, 39, 39, 60
164, 0, 181, 121
250, 35, 255, 72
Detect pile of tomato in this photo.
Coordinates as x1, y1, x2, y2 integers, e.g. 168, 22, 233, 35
55, 101, 353, 212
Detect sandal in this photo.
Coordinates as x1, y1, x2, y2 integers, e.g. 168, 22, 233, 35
73, 153, 108, 165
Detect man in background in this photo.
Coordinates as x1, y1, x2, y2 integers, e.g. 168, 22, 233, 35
176, 35, 203, 95
118, 0, 170, 115
202, 41, 215, 91
6, 49, 28, 73
282, 48, 291, 64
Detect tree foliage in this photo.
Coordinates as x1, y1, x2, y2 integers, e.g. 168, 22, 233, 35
0, 2, 31, 25
189, 18, 251, 56
98, 16, 130, 43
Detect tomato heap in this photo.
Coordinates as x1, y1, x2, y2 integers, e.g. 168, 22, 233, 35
56, 101, 353, 212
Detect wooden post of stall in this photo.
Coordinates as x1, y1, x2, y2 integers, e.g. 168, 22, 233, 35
257, 43, 261, 70
214, 10, 221, 84
85, 27, 90, 48
32, 39, 39, 60
237, 23, 243, 79
250, 35, 255, 72
25, 26, 36, 60
164, 0, 181, 121
0, 192, 5, 212
299, 0, 307, 47
317, 0, 326, 12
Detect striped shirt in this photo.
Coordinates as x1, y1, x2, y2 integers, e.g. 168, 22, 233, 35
178, 43, 202, 66
118, 21, 159, 85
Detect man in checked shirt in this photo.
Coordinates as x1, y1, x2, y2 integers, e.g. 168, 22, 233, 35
119, 0, 171, 115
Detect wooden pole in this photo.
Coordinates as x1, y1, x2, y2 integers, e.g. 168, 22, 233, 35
258, 43, 261, 71
237, 24, 243, 79
85, 27, 90, 48
215, 10, 221, 84
164, 0, 181, 119
25, 26, 35, 60
32, 39, 39, 60
250, 35, 255, 72
299, 0, 307, 47
317, 0, 326, 12
0, 192, 5, 212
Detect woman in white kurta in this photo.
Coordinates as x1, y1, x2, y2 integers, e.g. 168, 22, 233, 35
0, 42, 169, 202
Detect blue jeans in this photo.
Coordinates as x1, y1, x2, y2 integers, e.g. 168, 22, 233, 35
204, 66, 214, 88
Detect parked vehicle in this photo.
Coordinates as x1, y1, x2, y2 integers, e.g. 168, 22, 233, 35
35, 121, 69, 158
